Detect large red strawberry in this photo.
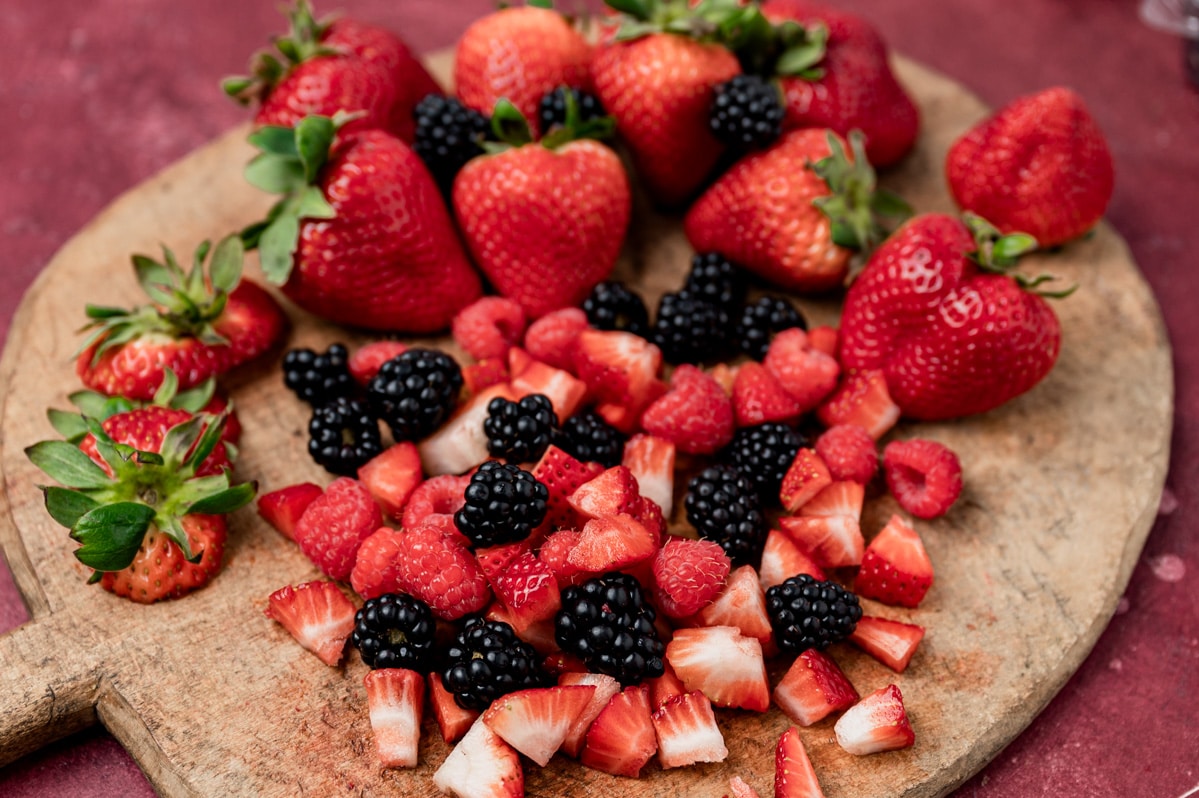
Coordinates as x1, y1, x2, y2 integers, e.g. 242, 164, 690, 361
75, 236, 286, 401
224, 0, 440, 142
839, 212, 1064, 420
452, 102, 631, 318
244, 115, 482, 332
454, 4, 593, 138
946, 86, 1115, 248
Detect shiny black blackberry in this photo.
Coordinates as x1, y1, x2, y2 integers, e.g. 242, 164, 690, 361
684, 465, 768, 566
555, 572, 666, 685
557, 410, 625, 468
454, 461, 549, 547
736, 295, 808, 360
583, 280, 649, 337
282, 343, 354, 406
709, 74, 785, 151
484, 393, 558, 463
766, 574, 862, 653
538, 86, 607, 133
442, 616, 549, 710
308, 396, 384, 476
351, 593, 436, 671
412, 93, 491, 190
683, 252, 748, 311
650, 290, 733, 365
367, 348, 462, 442
723, 422, 806, 504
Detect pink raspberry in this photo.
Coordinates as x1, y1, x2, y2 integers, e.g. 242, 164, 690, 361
815, 424, 879, 484
451, 296, 527, 361
882, 438, 963, 519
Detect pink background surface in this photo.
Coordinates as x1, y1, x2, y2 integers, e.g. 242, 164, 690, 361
1, 1, 1196, 796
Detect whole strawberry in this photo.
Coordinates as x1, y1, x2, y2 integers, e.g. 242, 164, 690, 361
453, 101, 631, 318
75, 236, 286, 401
946, 86, 1115, 248
839, 212, 1065, 420
243, 115, 482, 332
223, 0, 440, 142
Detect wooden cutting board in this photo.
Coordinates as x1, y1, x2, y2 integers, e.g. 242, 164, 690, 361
0, 51, 1172, 798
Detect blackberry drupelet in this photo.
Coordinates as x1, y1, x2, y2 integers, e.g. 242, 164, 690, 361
282, 343, 355, 406
683, 252, 748, 311
367, 348, 462, 442
765, 574, 862, 653
443, 616, 549, 710
555, 572, 666, 685
736, 295, 808, 360
557, 410, 625, 468
538, 86, 607, 133
412, 93, 491, 190
351, 593, 436, 671
709, 74, 785, 152
454, 460, 549, 547
308, 396, 384, 476
483, 393, 558, 463
650, 290, 733, 365
582, 280, 650, 336
684, 465, 768, 566
723, 422, 806, 504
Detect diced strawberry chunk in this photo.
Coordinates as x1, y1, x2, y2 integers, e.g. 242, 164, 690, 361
763, 327, 840, 413
429, 672, 479, 744
817, 369, 900, 439
646, 660, 688, 711
523, 307, 589, 372
801, 481, 865, 520
509, 351, 588, 422
419, 383, 518, 476
778, 515, 865, 569
348, 341, 407, 386
256, 482, 323, 540
773, 649, 859, 726
779, 449, 833, 513
651, 690, 728, 769
640, 364, 735, 455
728, 775, 763, 798
652, 537, 731, 619
882, 437, 963, 519
815, 424, 879, 485
849, 615, 926, 673
452, 296, 527, 361
363, 668, 424, 768
264, 580, 356, 666
759, 528, 827, 590
557, 672, 622, 758
579, 685, 657, 778
533, 444, 604, 530
475, 540, 532, 587
491, 551, 562, 634
481, 684, 597, 767
433, 717, 524, 798
854, 514, 934, 608
834, 684, 915, 755
573, 329, 663, 412
568, 465, 642, 520
568, 514, 656, 574
732, 361, 803, 427
357, 441, 423, 519
484, 602, 560, 655
775, 725, 827, 798
665, 626, 770, 712
537, 528, 586, 588
696, 564, 773, 644
807, 325, 839, 358
462, 357, 510, 399
621, 433, 676, 515
708, 362, 738, 395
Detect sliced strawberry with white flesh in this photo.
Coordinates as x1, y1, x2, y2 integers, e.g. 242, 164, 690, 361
696, 564, 773, 644
264, 581, 356, 666
778, 515, 865, 569
621, 433, 676, 516
363, 668, 424, 768
419, 383, 518, 476
800, 481, 865, 520
834, 683, 916, 755
483, 602, 559, 656
759, 528, 828, 590
773, 649, 859, 727
429, 672, 479, 744
573, 329, 663, 412
256, 482, 324, 541
579, 684, 658, 778
775, 726, 827, 798
557, 671, 622, 759
536, 528, 586, 589
778, 448, 833, 514
646, 659, 688, 711
509, 352, 588, 423
475, 540, 532, 588
433, 716, 525, 798
816, 368, 900, 440
849, 615, 926, 673
728, 775, 763, 798
491, 551, 562, 634
532, 445, 604, 530
567, 464, 642, 520
651, 690, 728, 769
357, 441, 423, 519
665, 626, 770, 712
481, 684, 597, 767
854, 514, 935, 608
568, 513, 656, 574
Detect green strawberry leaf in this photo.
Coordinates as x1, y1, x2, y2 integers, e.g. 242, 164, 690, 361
183, 411, 228, 474
605, 0, 653, 21
132, 255, 178, 306
160, 416, 206, 469
258, 212, 301, 286
68, 390, 115, 417
168, 473, 232, 508
186, 481, 257, 516
776, 24, 827, 77
245, 153, 306, 195
296, 115, 337, 184
70, 502, 155, 572
47, 410, 90, 443
25, 440, 112, 489
992, 232, 1039, 266
159, 515, 199, 563
221, 76, 255, 102
208, 235, 245, 294
296, 185, 336, 221
172, 379, 216, 414
490, 99, 535, 148
152, 368, 180, 407
84, 305, 130, 320
238, 220, 271, 251
43, 487, 101, 529
247, 125, 300, 158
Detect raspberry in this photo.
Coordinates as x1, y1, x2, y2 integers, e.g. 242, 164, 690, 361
293, 477, 383, 581
651, 538, 731, 619
815, 425, 879, 485
731, 361, 802, 427
451, 296, 528, 362
392, 520, 492, 620
348, 341, 408, 386
349, 526, 404, 600
401, 473, 470, 530
640, 364, 735, 455
764, 327, 840, 413
882, 438, 963, 519
523, 307, 589, 372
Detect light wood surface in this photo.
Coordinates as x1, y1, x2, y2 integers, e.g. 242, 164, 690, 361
0, 52, 1172, 797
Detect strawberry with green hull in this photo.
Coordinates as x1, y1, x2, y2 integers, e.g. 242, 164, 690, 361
76, 236, 285, 401
242, 114, 482, 332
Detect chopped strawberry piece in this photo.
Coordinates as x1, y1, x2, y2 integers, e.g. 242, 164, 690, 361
849, 615, 926, 673
816, 369, 900, 439
651, 690, 728, 769
732, 361, 803, 427
779, 449, 833, 513
293, 477, 383, 581
419, 383, 518, 476
807, 325, 839, 359
640, 364, 735, 455
509, 352, 588, 422
452, 296, 527, 361
256, 482, 323, 541
759, 529, 827, 590
392, 521, 492, 620
728, 775, 763, 798
481, 684, 596, 767
429, 672, 479, 744
475, 540, 532, 586
580, 685, 658, 778
543, 651, 589, 677
350, 526, 404, 600
775, 725, 827, 798
854, 514, 934, 608
523, 307, 589, 372
665, 626, 770, 712
834, 684, 915, 755
573, 329, 664, 416
568, 514, 656, 574
773, 649, 859, 727
462, 357, 510, 399
532, 445, 604, 531
632, 494, 666, 549
484, 602, 560, 655
537, 528, 586, 588
763, 328, 840, 413
801, 481, 865, 520
646, 660, 687, 711
363, 668, 424, 768
778, 515, 865, 569
621, 433, 675, 516
708, 362, 738, 395
357, 441, 423, 519
264, 580, 356, 666
348, 341, 408, 386
652, 537, 730, 619
696, 564, 773, 644
492, 551, 562, 634
557, 672, 622, 758
568, 465, 642, 520
433, 717, 524, 798
882, 438, 963, 519
402, 473, 471, 531
815, 424, 879, 485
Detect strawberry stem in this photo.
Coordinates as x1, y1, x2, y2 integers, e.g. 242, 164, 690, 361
963, 212, 1077, 298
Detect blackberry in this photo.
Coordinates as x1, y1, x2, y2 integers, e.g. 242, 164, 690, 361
412, 93, 491, 190
351, 593, 436, 672
555, 572, 666, 685
367, 348, 462, 442
583, 280, 649, 336
454, 461, 549, 547
709, 74, 785, 152
765, 574, 862, 653
650, 290, 732, 365
557, 411, 625, 468
282, 343, 355, 406
484, 393, 558, 463
683, 252, 748, 311
736, 295, 808, 360
684, 465, 767, 566
538, 86, 607, 133
723, 422, 806, 504
308, 396, 384, 476
442, 616, 549, 710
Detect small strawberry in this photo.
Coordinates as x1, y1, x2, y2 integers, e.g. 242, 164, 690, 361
433, 717, 524, 798
731, 361, 803, 427
775, 725, 827, 798
728, 775, 764, 798
772, 648, 859, 726
257, 482, 324, 541
947, 86, 1115, 247
849, 615, 926, 673
348, 341, 408, 386
652, 537, 731, 620
854, 514, 934, 608
357, 441, 423, 519
640, 364, 735, 455
665, 626, 771, 712
292, 477, 382, 581
481, 684, 597, 767
391, 521, 493, 621
363, 668, 425, 768
523, 307, 589, 372
452, 296, 528, 362
651, 690, 729, 769
696, 564, 774, 645
759, 528, 827, 590
833, 683, 915, 755
814, 424, 878, 485
580, 685, 658, 778
621, 433, 676, 516
882, 438, 963, 519
265, 580, 356, 666
815, 369, 900, 439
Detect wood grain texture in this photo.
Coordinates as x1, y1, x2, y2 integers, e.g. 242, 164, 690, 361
0, 51, 1172, 797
